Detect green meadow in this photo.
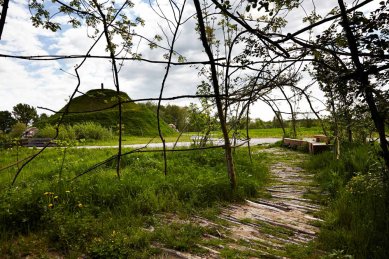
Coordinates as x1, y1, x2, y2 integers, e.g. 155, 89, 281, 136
0, 146, 269, 257
75, 126, 324, 146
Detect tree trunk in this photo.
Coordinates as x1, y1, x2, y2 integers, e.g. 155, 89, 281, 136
193, 0, 236, 189
328, 88, 340, 159
93, 0, 122, 179
364, 86, 389, 174
0, 0, 9, 40
347, 125, 352, 143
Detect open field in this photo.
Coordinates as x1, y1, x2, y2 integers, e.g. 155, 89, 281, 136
239, 127, 324, 138
81, 127, 324, 146
0, 146, 269, 257
1, 141, 387, 258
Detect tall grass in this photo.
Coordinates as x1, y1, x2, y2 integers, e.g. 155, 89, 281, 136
0, 146, 268, 257
305, 144, 389, 258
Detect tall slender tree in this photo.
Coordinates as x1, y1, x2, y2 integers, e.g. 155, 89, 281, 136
12, 103, 38, 126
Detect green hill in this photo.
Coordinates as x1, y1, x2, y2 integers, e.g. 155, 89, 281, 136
48, 89, 173, 136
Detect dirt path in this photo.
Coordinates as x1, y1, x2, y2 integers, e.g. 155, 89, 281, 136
159, 147, 323, 258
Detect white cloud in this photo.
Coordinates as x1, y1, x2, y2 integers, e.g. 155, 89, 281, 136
0, 0, 376, 122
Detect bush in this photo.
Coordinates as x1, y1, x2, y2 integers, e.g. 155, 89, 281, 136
73, 122, 113, 140
0, 133, 13, 148
37, 122, 113, 141
9, 122, 27, 138
36, 124, 56, 138
36, 124, 76, 141
43, 211, 98, 252
319, 169, 388, 259
305, 144, 374, 197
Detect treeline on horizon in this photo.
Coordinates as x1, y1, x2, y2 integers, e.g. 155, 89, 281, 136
0, 101, 366, 138
140, 102, 322, 131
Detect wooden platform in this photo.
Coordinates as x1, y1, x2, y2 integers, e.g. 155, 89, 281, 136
283, 138, 332, 154
20, 138, 57, 147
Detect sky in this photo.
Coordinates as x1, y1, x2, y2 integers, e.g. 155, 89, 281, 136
0, 0, 378, 121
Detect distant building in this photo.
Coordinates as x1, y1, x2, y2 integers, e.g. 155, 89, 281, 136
22, 127, 39, 138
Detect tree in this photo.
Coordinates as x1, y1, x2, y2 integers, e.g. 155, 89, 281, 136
187, 103, 215, 133
0, 111, 16, 133
308, 0, 389, 171
33, 113, 49, 128
12, 103, 38, 126
272, 112, 284, 129
249, 118, 266, 129
142, 103, 189, 132
218, 0, 389, 170
163, 105, 188, 132
336, 0, 389, 172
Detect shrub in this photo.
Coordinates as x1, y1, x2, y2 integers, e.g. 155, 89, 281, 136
0, 133, 13, 148
36, 124, 76, 141
37, 122, 113, 141
73, 122, 113, 140
60, 125, 76, 140
43, 210, 98, 252
87, 228, 152, 258
9, 122, 27, 138
319, 169, 388, 259
36, 124, 56, 138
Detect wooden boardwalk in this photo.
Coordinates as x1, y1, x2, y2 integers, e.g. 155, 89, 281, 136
157, 148, 324, 258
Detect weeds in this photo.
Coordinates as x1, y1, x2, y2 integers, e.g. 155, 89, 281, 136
0, 146, 268, 257
305, 144, 389, 259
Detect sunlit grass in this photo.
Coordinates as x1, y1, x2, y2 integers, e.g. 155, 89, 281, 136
0, 146, 269, 257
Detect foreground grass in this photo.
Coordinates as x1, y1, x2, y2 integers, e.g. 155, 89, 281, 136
303, 144, 389, 259
0, 146, 268, 257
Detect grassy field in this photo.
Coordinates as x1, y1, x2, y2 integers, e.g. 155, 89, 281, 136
82, 133, 194, 146
0, 145, 269, 257
3, 133, 384, 258
303, 144, 389, 258
81, 127, 324, 146
239, 127, 324, 138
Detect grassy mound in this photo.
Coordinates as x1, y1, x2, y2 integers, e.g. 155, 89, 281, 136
48, 89, 173, 136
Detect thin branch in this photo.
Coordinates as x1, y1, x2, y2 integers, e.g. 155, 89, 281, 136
0, 0, 10, 40
156, 0, 187, 176
11, 32, 105, 185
